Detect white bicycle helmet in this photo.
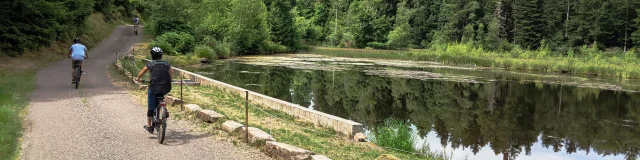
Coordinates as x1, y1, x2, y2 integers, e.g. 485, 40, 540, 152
151, 47, 163, 57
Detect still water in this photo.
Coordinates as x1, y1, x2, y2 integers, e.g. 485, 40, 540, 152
185, 55, 639, 160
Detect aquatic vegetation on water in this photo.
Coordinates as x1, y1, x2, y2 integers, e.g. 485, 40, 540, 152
312, 45, 640, 78
232, 54, 640, 92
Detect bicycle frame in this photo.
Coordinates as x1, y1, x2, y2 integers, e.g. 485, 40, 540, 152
154, 96, 168, 144
74, 61, 82, 89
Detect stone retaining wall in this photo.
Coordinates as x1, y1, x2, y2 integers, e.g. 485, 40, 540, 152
150, 60, 363, 137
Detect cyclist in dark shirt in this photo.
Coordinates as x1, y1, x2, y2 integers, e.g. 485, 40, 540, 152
135, 47, 174, 133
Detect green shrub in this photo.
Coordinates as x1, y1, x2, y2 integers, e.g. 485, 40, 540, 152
194, 45, 216, 61
367, 42, 388, 50
340, 32, 356, 48
151, 32, 195, 55
263, 41, 289, 53
212, 41, 232, 59
149, 39, 175, 55
368, 119, 416, 152
624, 48, 637, 62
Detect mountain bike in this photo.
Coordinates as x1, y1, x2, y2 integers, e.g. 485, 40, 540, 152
141, 80, 169, 144
73, 61, 82, 89
134, 23, 139, 35
153, 95, 168, 144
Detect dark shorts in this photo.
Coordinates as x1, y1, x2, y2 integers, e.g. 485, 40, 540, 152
147, 90, 168, 117
71, 60, 83, 69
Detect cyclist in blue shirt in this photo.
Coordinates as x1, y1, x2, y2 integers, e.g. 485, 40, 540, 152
69, 38, 88, 84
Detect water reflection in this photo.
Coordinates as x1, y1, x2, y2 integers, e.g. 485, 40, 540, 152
186, 61, 640, 160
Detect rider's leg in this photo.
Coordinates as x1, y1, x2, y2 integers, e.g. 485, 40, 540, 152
147, 89, 157, 127
71, 61, 75, 81
79, 61, 84, 74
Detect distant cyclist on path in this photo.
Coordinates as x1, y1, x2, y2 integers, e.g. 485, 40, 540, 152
69, 38, 88, 84
133, 16, 140, 28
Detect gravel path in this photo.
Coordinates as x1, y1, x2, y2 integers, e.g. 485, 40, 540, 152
21, 26, 270, 160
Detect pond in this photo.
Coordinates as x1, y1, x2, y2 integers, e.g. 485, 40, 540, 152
184, 54, 640, 160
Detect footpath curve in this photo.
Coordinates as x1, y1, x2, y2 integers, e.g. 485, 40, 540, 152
21, 25, 269, 160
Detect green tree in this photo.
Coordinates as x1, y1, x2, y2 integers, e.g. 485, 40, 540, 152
266, 0, 298, 49
541, 0, 567, 49
229, 0, 269, 54
565, 0, 601, 47
408, 0, 443, 47
387, 1, 414, 49
633, 9, 640, 47
513, 0, 543, 49
146, 0, 194, 35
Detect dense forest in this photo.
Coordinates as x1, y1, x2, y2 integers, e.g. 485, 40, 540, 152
294, 0, 640, 51
143, 0, 640, 56
0, 0, 141, 56
2, 0, 640, 57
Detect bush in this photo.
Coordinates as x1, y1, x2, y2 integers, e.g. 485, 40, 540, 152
194, 45, 216, 61
212, 41, 232, 59
367, 42, 388, 50
263, 41, 289, 53
368, 119, 416, 152
340, 32, 356, 48
149, 39, 175, 55
151, 32, 195, 55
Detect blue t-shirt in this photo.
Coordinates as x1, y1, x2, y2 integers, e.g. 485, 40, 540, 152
70, 44, 87, 60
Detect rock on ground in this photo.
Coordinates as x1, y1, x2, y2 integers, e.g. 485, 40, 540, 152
184, 104, 202, 112
242, 127, 275, 144
311, 155, 331, 160
197, 109, 224, 123
222, 120, 244, 133
265, 141, 313, 160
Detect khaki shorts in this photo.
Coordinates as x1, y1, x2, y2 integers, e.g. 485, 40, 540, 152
72, 60, 83, 69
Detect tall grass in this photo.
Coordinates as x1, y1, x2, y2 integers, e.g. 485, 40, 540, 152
368, 118, 449, 159
369, 119, 416, 151
311, 44, 640, 78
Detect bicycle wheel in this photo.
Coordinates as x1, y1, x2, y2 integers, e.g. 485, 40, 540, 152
75, 67, 81, 89
158, 106, 167, 144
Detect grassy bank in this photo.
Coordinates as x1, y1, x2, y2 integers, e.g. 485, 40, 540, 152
113, 57, 447, 160
0, 72, 35, 159
0, 13, 124, 160
311, 44, 640, 78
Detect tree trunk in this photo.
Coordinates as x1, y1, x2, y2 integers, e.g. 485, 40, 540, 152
565, 0, 570, 38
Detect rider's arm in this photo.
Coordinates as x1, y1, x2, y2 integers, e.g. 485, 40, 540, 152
84, 47, 89, 59
136, 66, 149, 81
68, 48, 72, 58
169, 67, 174, 81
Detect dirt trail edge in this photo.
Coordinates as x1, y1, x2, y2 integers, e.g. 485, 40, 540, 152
21, 26, 269, 160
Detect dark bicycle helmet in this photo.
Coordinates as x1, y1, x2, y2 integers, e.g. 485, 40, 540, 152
73, 38, 81, 43
151, 47, 163, 59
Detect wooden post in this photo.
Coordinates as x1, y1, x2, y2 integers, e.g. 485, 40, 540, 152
180, 76, 184, 111
245, 91, 249, 142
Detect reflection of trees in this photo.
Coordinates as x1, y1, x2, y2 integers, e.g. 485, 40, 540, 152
194, 62, 640, 159
299, 69, 640, 159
